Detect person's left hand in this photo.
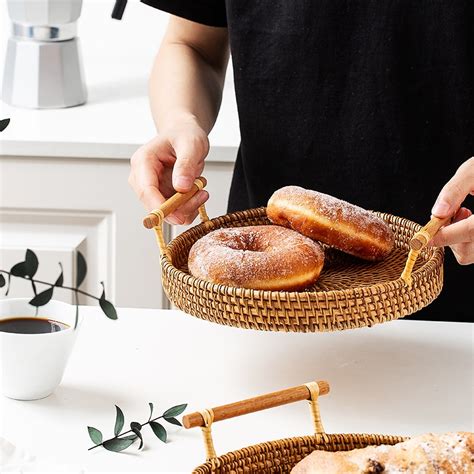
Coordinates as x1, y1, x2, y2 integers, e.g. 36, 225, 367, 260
430, 157, 474, 264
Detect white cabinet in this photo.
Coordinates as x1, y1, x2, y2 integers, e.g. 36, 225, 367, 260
0, 155, 165, 309
0, 154, 235, 310
0, 230, 84, 304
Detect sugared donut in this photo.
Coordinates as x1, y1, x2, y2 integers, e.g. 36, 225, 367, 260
188, 225, 325, 291
267, 186, 395, 261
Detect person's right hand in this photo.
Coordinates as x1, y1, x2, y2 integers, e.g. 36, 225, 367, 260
129, 118, 210, 225
430, 157, 474, 264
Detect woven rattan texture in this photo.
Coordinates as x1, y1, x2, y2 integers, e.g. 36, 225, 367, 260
192, 433, 407, 473
161, 208, 444, 332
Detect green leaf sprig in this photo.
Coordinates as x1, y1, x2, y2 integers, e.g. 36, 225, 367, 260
0, 249, 117, 329
0, 118, 10, 132
87, 403, 187, 452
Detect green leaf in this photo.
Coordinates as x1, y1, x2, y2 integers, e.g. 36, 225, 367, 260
29, 287, 54, 307
55, 263, 64, 287
164, 417, 182, 427
87, 426, 103, 445
114, 405, 124, 436
0, 274, 6, 288
163, 404, 187, 418
130, 422, 143, 450
103, 437, 135, 452
148, 402, 154, 421
120, 434, 138, 441
130, 421, 142, 431
0, 118, 10, 132
24, 249, 39, 278
76, 251, 87, 287
99, 298, 118, 320
10, 261, 28, 277
150, 421, 167, 443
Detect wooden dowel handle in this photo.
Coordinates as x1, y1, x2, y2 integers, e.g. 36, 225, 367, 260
142, 177, 207, 229
410, 215, 452, 251
183, 380, 330, 429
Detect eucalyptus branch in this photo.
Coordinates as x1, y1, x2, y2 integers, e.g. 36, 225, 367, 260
0, 270, 103, 302
87, 403, 187, 453
88, 414, 167, 451
0, 249, 117, 323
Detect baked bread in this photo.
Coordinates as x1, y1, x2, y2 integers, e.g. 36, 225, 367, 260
188, 225, 325, 290
291, 432, 474, 473
267, 186, 395, 261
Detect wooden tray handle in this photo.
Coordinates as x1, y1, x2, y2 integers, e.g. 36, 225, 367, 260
183, 380, 330, 464
183, 380, 329, 429
401, 215, 452, 285
143, 176, 208, 229
142, 177, 209, 255
409, 215, 451, 251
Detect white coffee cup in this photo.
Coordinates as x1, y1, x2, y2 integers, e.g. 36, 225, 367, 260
0, 298, 82, 400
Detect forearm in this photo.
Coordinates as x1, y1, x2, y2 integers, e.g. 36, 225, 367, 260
150, 37, 228, 134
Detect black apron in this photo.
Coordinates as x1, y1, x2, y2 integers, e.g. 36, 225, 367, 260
143, 0, 474, 322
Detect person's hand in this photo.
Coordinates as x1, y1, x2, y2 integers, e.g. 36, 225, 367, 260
430, 157, 474, 264
129, 118, 209, 225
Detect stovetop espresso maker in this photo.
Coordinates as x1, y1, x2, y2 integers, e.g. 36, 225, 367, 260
2, 0, 87, 109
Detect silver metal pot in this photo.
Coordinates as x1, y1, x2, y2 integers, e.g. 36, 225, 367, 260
2, 0, 87, 108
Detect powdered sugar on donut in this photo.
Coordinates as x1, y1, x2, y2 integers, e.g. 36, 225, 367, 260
188, 225, 325, 291
267, 186, 395, 261
281, 186, 387, 233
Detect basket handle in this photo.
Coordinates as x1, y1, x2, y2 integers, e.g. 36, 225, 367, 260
142, 176, 209, 255
409, 215, 451, 251
183, 380, 330, 463
401, 215, 452, 284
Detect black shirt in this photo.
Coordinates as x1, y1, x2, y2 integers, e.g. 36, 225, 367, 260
142, 0, 474, 323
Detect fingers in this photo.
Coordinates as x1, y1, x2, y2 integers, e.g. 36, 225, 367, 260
453, 207, 473, 223
431, 157, 474, 217
171, 133, 209, 193
431, 213, 474, 247
129, 127, 210, 225
430, 157, 474, 265
166, 190, 209, 225
129, 140, 169, 211
450, 242, 474, 265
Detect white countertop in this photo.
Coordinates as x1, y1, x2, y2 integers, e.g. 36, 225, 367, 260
0, 307, 472, 472
0, 0, 240, 160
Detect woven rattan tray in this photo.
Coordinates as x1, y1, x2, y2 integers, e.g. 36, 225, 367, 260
143, 177, 445, 332
182, 380, 407, 473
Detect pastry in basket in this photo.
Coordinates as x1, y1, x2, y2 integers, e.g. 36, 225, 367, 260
291, 432, 474, 473
267, 186, 395, 261
187, 225, 324, 290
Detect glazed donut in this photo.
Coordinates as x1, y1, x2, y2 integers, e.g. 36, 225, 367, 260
188, 225, 325, 291
267, 186, 395, 261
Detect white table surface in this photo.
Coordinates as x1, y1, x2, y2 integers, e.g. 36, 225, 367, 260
0, 0, 240, 160
0, 307, 472, 472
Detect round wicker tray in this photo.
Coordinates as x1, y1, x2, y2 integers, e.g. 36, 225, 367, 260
160, 207, 444, 332
192, 433, 407, 473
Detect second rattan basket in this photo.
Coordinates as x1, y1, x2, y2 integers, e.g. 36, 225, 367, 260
183, 380, 407, 473
144, 177, 444, 332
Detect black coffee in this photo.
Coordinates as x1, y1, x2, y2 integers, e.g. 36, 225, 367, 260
0, 317, 69, 334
